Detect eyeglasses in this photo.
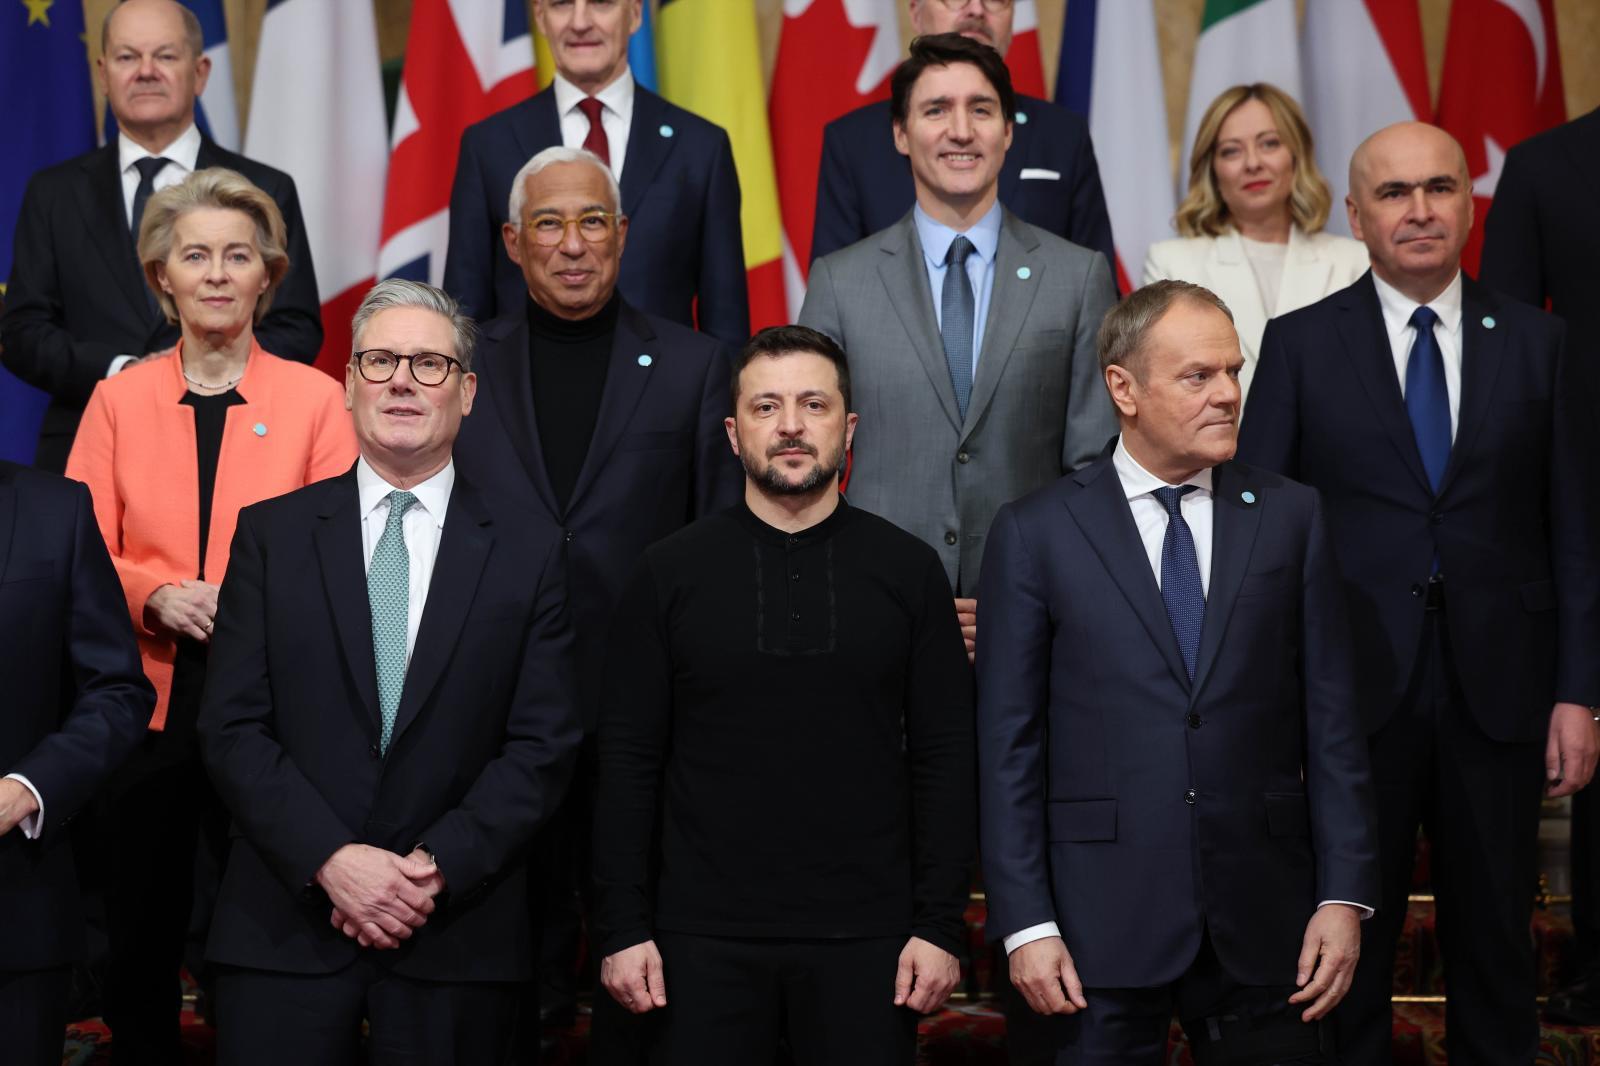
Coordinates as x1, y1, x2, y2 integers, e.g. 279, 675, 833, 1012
353, 349, 463, 387
523, 211, 620, 247
930, 0, 1012, 10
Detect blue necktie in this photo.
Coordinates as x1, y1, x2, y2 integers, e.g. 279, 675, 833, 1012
940, 235, 976, 420
368, 490, 417, 754
1404, 305, 1451, 492
1154, 486, 1204, 680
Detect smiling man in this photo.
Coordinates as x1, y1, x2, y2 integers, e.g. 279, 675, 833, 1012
801, 32, 1116, 661
593, 325, 975, 1065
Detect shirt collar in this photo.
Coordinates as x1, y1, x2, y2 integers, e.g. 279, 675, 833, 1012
553, 68, 635, 123
118, 122, 202, 175
914, 200, 1002, 270
1371, 268, 1463, 336
1112, 436, 1214, 501
356, 456, 455, 530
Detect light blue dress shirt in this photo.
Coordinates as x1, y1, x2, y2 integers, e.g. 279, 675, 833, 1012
914, 201, 1002, 376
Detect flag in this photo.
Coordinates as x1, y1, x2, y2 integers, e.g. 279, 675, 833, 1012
629, 0, 657, 91
245, 0, 387, 376
1008, 0, 1047, 99
1302, 0, 1429, 236
378, 0, 535, 288
1180, 0, 1301, 201
1058, 0, 1172, 293
100, 0, 239, 149
1435, 0, 1565, 274
658, 0, 787, 330
769, 0, 898, 312
2, 0, 97, 463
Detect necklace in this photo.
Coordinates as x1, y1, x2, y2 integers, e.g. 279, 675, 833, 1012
183, 367, 243, 390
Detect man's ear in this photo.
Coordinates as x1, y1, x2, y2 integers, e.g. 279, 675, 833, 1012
1104, 364, 1138, 420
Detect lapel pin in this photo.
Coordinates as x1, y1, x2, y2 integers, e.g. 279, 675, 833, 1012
253, 422, 267, 437
659, 124, 675, 138
1016, 111, 1029, 125
1016, 266, 1032, 280
1240, 490, 1256, 505
637, 354, 653, 367
1482, 316, 1496, 329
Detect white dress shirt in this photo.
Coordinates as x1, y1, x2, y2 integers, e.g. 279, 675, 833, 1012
913, 201, 1002, 376
1373, 269, 1464, 440
552, 69, 634, 180
3, 774, 45, 839
356, 457, 454, 665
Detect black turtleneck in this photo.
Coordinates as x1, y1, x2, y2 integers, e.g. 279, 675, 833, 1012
527, 292, 621, 510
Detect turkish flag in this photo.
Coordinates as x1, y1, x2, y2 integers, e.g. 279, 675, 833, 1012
1435, 0, 1564, 274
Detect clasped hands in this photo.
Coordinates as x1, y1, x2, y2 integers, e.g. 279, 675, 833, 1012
144, 580, 220, 643
317, 843, 445, 950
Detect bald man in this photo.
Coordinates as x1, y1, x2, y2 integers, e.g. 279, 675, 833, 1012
1238, 122, 1600, 1064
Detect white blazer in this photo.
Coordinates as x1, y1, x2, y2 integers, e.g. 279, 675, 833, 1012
1142, 225, 1369, 400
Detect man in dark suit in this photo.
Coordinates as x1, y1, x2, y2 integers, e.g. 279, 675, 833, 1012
0, 0, 321, 473
978, 279, 1377, 1064
197, 279, 580, 1063
444, 0, 747, 344
1238, 122, 1600, 1065
811, 0, 1113, 271
451, 145, 740, 1052
1481, 105, 1600, 1027
1, 461, 154, 1066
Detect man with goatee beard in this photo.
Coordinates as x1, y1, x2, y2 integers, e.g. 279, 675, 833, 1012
591, 325, 976, 1065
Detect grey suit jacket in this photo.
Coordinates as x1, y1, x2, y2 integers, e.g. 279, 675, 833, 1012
800, 208, 1117, 592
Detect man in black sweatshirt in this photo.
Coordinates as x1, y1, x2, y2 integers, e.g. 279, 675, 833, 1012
593, 325, 976, 1064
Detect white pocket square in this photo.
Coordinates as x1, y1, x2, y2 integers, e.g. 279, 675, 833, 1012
1019, 168, 1061, 181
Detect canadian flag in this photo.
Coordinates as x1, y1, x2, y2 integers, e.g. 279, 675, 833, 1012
769, 0, 899, 313
1007, 0, 1047, 99
1435, 0, 1565, 274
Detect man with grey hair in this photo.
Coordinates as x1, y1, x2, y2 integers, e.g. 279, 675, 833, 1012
198, 278, 580, 1063
978, 279, 1377, 1064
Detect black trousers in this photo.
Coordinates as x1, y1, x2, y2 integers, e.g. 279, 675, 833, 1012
646, 932, 917, 1066
1571, 784, 1600, 969
1003, 930, 1330, 1066
0, 966, 70, 1066
213, 960, 522, 1066
1333, 612, 1544, 1066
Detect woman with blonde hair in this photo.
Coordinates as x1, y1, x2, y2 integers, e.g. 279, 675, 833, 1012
66, 167, 356, 1060
1144, 83, 1368, 400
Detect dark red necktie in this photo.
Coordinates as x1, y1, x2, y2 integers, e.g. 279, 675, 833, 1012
578, 97, 609, 166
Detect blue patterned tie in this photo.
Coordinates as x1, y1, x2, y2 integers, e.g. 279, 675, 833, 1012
941, 235, 976, 419
1153, 486, 1204, 681
1404, 306, 1451, 493
368, 490, 417, 754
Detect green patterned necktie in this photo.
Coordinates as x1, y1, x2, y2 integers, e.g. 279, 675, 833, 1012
369, 490, 418, 754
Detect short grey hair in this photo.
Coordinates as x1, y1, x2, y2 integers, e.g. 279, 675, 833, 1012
1098, 280, 1235, 380
103, 1, 204, 60
350, 279, 479, 372
506, 146, 622, 224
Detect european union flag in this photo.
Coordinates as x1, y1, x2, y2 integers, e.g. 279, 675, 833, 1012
2, 0, 97, 464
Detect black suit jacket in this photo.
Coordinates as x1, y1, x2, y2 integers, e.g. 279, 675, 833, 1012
198, 469, 581, 981
1238, 273, 1600, 741
977, 456, 1377, 988
0, 139, 323, 472
810, 95, 1115, 273
452, 301, 742, 729
443, 85, 749, 345
0, 461, 153, 971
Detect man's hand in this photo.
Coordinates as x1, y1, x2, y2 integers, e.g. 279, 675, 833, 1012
316, 844, 439, 949
0, 778, 41, 837
955, 597, 977, 663
1546, 702, 1599, 798
1009, 936, 1087, 1015
892, 936, 960, 1013
601, 941, 668, 1013
1288, 903, 1361, 1021
144, 580, 221, 643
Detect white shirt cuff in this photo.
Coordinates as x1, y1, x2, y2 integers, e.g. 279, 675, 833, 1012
107, 355, 136, 377
4, 773, 44, 840
1004, 921, 1061, 955
1319, 899, 1375, 920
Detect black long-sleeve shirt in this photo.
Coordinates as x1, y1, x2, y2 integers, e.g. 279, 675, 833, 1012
593, 498, 976, 958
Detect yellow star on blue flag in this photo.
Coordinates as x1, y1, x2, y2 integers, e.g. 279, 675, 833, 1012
23, 0, 54, 28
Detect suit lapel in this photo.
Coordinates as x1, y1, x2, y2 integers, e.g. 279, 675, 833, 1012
1277, 227, 1333, 318
1438, 280, 1505, 497
966, 211, 1041, 435
1188, 463, 1262, 701
620, 89, 675, 218
77, 146, 155, 319
512, 91, 564, 183
877, 216, 962, 433
482, 317, 561, 517
1338, 275, 1434, 496
313, 474, 380, 734
1063, 460, 1191, 691
389, 479, 493, 748
565, 303, 656, 514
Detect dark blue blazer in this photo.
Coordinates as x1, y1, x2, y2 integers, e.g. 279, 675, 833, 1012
1238, 273, 1600, 742
198, 470, 581, 981
977, 455, 1377, 988
0, 461, 153, 971
452, 301, 743, 729
810, 95, 1115, 273
443, 85, 749, 345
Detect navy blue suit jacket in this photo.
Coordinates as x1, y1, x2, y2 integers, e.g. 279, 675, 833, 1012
0, 461, 153, 971
811, 95, 1115, 274
443, 85, 749, 345
452, 301, 742, 729
1238, 273, 1600, 742
977, 455, 1377, 988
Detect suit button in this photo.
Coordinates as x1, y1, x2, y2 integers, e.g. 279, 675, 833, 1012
957, 451, 970, 464
1430, 512, 1444, 525
1186, 713, 1201, 729
1411, 584, 1424, 598
1184, 788, 1197, 805
944, 531, 958, 545
791, 611, 801, 621
369, 745, 381, 760
791, 571, 800, 581
564, 530, 574, 542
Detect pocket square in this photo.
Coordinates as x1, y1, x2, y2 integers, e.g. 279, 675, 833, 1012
1019, 168, 1061, 181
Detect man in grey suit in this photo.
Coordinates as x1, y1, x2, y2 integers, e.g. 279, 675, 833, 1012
800, 33, 1117, 654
